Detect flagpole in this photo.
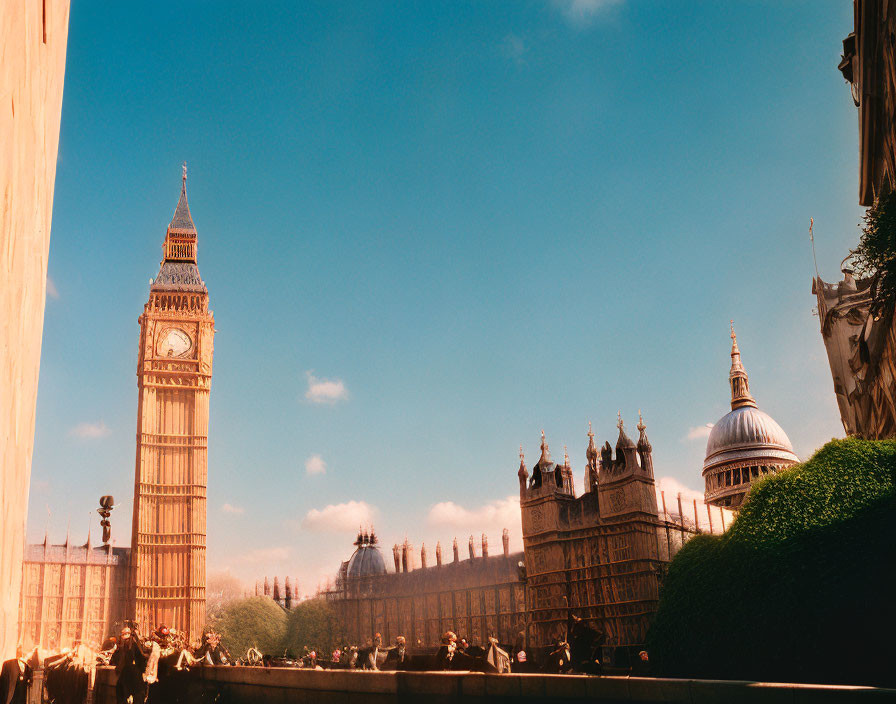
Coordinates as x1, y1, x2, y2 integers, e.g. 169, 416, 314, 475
809, 217, 820, 280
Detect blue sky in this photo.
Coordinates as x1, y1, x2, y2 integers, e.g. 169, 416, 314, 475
30, 0, 861, 593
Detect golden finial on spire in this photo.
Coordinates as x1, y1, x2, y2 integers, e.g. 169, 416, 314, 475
519, 444, 524, 461
182, 161, 187, 185
727, 320, 756, 410
563, 446, 570, 467
539, 430, 550, 462
617, 411, 624, 431
588, 420, 593, 438
637, 409, 645, 432
730, 320, 740, 354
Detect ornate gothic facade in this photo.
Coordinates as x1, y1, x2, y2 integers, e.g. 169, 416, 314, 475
18, 537, 128, 653
130, 168, 215, 642
329, 420, 720, 656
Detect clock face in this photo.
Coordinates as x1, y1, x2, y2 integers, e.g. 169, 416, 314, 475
158, 328, 192, 358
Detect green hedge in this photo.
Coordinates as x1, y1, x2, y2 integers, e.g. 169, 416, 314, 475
282, 599, 340, 658
215, 596, 288, 659
648, 438, 896, 686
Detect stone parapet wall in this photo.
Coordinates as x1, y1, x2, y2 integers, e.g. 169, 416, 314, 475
93, 666, 896, 704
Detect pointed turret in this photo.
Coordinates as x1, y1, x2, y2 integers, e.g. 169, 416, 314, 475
436, 541, 443, 566
637, 411, 654, 476
518, 446, 528, 492
728, 321, 757, 410
539, 430, 551, 463
615, 412, 636, 449
585, 421, 599, 492
637, 411, 652, 452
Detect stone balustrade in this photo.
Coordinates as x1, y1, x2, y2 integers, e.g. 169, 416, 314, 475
92, 665, 896, 703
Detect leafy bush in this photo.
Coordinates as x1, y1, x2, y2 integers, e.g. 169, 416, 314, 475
215, 596, 287, 659
648, 438, 896, 686
283, 599, 341, 658
852, 187, 896, 314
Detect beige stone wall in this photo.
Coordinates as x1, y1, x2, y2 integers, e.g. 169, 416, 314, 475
0, 0, 70, 661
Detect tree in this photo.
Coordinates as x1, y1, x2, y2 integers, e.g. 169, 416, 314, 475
852, 187, 896, 314
205, 571, 244, 625
215, 596, 287, 658
283, 599, 341, 657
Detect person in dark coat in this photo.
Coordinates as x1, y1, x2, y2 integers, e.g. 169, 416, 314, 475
0, 652, 32, 704
194, 631, 231, 666
435, 631, 457, 671
382, 637, 408, 670
109, 626, 147, 704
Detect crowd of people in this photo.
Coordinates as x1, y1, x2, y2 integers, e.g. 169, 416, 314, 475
0, 613, 645, 703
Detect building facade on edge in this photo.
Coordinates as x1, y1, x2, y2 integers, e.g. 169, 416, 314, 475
328, 419, 724, 655
1, 0, 71, 661
813, 0, 896, 440
17, 171, 214, 650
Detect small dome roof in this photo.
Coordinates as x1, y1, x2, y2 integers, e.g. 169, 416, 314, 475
703, 406, 798, 472
346, 544, 386, 579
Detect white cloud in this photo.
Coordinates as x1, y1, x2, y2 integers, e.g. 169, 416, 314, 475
501, 33, 527, 64
305, 454, 327, 476
304, 371, 349, 404
654, 476, 733, 533
221, 503, 245, 515
46, 276, 59, 300
68, 421, 110, 439
427, 496, 523, 553
302, 501, 376, 532
236, 546, 290, 564
685, 423, 714, 441
552, 0, 622, 26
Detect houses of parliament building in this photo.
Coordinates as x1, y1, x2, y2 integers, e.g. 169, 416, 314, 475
17, 172, 792, 659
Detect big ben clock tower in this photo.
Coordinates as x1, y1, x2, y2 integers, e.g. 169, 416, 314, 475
130, 165, 214, 640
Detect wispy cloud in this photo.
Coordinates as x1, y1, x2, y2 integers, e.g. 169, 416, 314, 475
305, 454, 327, 476
302, 501, 375, 532
221, 503, 245, 515
501, 33, 527, 65
427, 496, 523, 552
236, 546, 290, 564
552, 0, 623, 26
68, 421, 110, 439
684, 423, 714, 441
304, 371, 349, 404
46, 276, 59, 300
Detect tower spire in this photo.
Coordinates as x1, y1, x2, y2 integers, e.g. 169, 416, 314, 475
163, 163, 197, 262
728, 321, 757, 410
539, 430, 550, 463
